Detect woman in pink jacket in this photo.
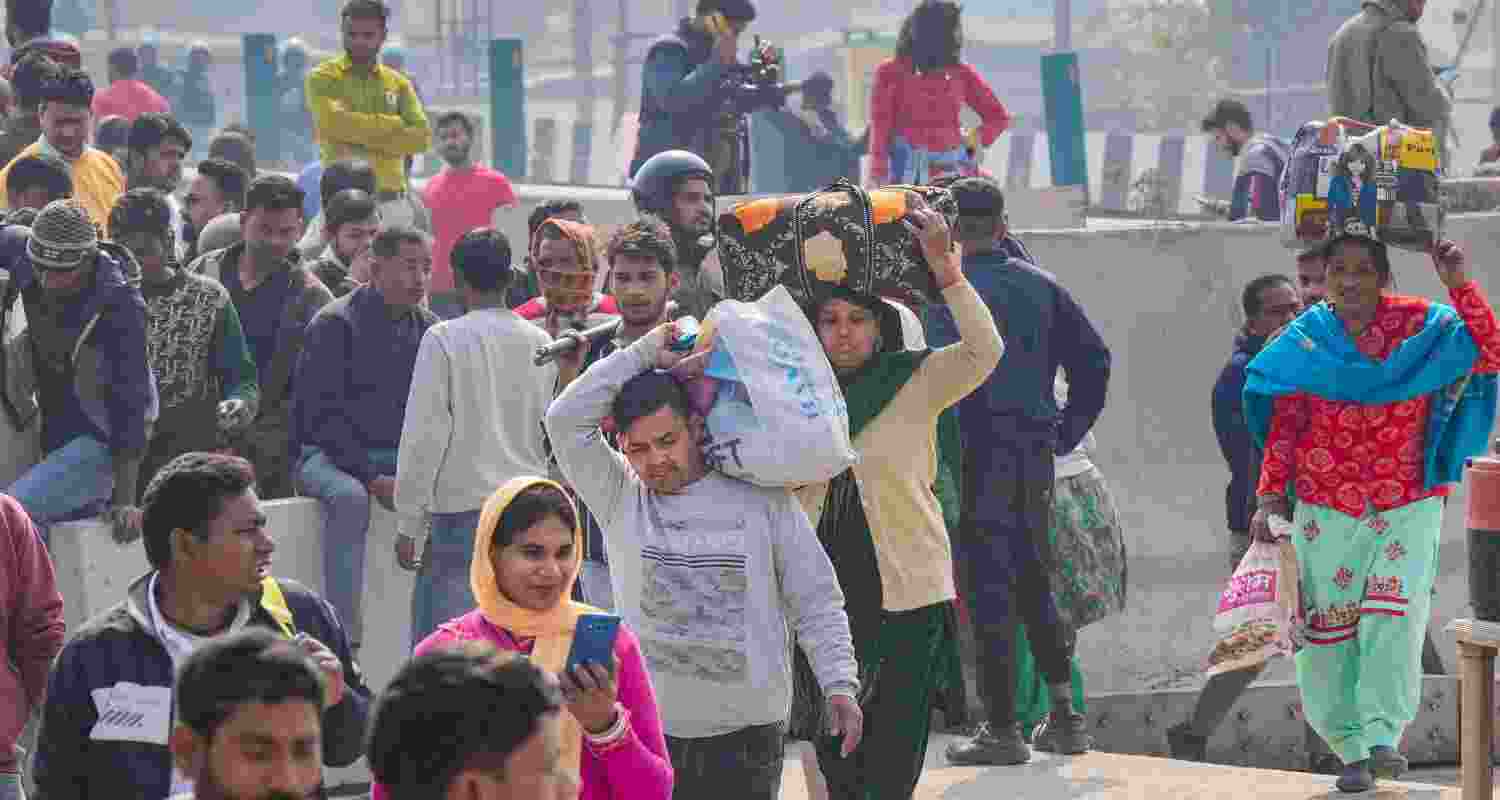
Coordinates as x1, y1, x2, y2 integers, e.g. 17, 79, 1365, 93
866, 0, 1011, 186
373, 477, 672, 800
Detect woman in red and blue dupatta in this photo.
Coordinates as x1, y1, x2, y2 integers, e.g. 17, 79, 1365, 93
1243, 233, 1500, 792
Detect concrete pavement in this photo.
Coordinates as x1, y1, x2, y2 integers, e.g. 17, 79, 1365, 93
776, 733, 1468, 799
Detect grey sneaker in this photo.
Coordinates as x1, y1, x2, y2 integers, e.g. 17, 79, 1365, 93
1032, 711, 1092, 755
945, 722, 1031, 766
1336, 761, 1373, 793
1368, 746, 1407, 780
1165, 722, 1207, 762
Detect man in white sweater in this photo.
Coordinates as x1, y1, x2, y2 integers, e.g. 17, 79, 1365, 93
545, 324, 863, 800
394, 228, 557, 649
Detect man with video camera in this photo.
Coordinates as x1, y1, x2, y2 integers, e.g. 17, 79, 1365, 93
629, 0, 784, 195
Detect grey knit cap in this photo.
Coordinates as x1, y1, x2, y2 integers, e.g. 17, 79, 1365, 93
27, 198, 96, 271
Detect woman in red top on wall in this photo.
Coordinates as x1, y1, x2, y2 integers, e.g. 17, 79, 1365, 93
866, 0, 1011, 186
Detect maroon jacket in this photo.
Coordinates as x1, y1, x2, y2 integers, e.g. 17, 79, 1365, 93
0, 494, 64, 772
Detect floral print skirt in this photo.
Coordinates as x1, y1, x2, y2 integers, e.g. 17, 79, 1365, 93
1049, 466, 1128, 630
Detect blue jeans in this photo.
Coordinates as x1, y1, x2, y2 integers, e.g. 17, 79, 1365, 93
410, 508, 483, 651
296, 446, 399, 643
6, 436, 114, 546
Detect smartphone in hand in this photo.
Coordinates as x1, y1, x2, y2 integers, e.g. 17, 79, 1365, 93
565, 613, 622, 675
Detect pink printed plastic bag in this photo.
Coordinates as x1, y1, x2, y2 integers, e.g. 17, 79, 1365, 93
1206, 518, 1301, 676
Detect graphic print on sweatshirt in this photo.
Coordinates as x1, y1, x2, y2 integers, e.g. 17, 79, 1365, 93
637, 512, 750, 685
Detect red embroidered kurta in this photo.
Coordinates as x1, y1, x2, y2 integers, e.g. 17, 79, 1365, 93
1258, 283, 1500, 518
866, 58, 1010, 184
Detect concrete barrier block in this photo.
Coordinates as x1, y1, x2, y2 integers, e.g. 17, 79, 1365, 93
1098, 131, 1134, 212
49, 518, 151, 634
1085, 676, 1461, 769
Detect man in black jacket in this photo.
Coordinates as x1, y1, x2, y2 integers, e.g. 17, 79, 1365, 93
33, 451, 370, 800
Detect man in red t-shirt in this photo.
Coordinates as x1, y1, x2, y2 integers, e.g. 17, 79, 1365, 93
90, 48, 170, 122
421, 110, 518, 319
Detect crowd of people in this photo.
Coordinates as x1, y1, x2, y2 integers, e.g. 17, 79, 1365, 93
0, 0, 1495, 797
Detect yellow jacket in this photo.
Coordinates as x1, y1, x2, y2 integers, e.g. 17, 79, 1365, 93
0, 141, 124, 236
305, 55, 431, 194
795, 281, 1003, 612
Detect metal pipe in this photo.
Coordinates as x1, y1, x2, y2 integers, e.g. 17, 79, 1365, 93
533, 301, 680, 366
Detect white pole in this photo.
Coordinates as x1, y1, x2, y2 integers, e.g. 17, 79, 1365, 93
1055, 0, 1071, 51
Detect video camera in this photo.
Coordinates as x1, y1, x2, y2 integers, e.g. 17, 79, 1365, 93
718, 36, 798, 114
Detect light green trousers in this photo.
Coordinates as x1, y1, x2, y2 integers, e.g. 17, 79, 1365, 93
1293, 496, 1442, 764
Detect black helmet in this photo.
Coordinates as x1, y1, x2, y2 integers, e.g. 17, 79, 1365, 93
630, 150, 712, 215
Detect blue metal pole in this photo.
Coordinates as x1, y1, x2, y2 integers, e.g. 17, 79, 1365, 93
489, 38, 525, 178
1041, 52, 1088, 195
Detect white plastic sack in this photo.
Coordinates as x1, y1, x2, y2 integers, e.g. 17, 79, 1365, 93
697, 285, 857, 487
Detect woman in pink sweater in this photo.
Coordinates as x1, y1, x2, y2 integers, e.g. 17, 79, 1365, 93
373, 477, 672, 800
867, 0, 1011, 186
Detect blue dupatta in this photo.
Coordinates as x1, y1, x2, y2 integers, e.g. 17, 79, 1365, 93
1243, 299, 1498, 490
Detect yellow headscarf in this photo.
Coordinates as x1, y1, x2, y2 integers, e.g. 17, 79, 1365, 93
469, 476, 602, 781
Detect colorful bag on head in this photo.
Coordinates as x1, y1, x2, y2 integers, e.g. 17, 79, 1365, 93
1279, 117, 1443, 252
716, 179, 950, 309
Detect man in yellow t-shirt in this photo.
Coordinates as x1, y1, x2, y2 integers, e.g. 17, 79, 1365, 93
305, 0, 430, 230
0, 66, 124, 235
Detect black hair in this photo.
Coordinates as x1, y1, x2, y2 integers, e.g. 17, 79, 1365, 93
434, 110, 473, 137
1202, 98, 1253, 134
243, 174, 305, 216
950, 176, 1005, 216
695, 0, 756, 21
612, 370, 693, 437
896, 0, 962, 73
12, 51, 59, 110
127, 111, 191, 155
320, 159, 377, 206
107, 47, 137, 77
341, 0, 390, 25
950, 176, 1005, 240
1326, 235, 1393, 286
527, 199, 584, 238
207, 131, 256, 178
450, 228, 513, 293
5, 207, 38, 226
195, 158, 248, 209
39, 66, 92, 110
6, 0, 52, 39
140, 452, 258, 570
491, 483, 575, 550
368, 645, 563, 799
1241, 273, 1295, 319
108, 187, 172, 240
607, 217, 677, 275
6, 152, 70, 204
370, 224, 428, 259
176, 629, 325, 740
324, 188, 378, 235
94, 115, 129, 152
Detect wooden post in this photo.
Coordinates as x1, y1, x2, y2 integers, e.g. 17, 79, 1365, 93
1458, 640, 1495, 800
